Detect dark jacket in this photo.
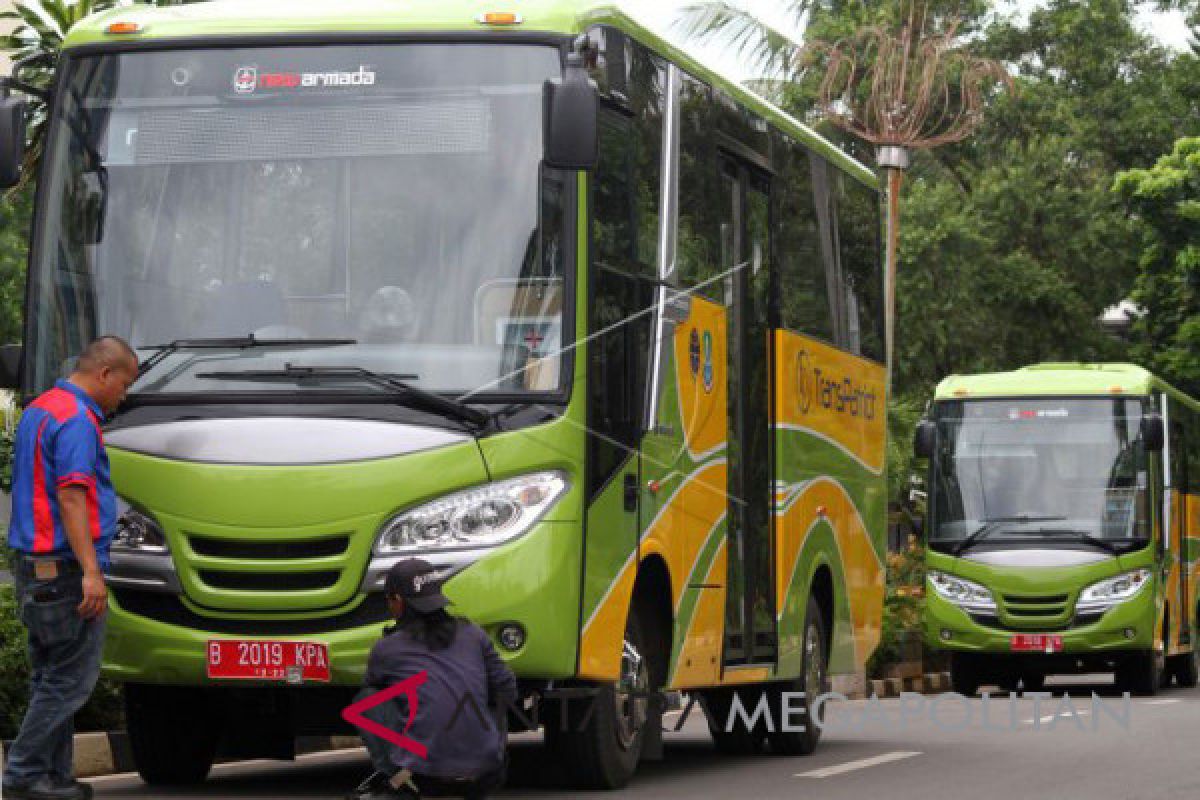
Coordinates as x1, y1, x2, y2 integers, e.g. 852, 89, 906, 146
365, 619, 517, 779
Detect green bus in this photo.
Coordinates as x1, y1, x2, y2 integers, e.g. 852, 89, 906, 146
918, 364, 1200, 696
0, 0, 887, 787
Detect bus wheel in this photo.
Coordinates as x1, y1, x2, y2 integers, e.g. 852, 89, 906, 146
546, 608, 649, 789
767, 595, 828, 756
1116, 650, 1162, 696
949, 653, 981, 697
1170, 647, 1199, 688
125, 684, 219, 785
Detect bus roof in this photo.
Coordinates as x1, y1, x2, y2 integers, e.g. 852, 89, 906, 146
62, 0, 876, 186
934, 363, 1200, 412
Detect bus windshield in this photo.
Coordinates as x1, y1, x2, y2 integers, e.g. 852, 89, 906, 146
28, 44, 569, 399
930, 397, 1151, 551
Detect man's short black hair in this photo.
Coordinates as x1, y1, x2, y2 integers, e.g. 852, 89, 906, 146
75, 335, 138, 374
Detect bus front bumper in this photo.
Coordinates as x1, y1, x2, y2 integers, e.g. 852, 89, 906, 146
923, 591, 1157, 656
101, 520, 582, 686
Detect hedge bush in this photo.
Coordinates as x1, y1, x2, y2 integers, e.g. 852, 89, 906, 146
866, 536, 926, 678
0, 583, 125, 740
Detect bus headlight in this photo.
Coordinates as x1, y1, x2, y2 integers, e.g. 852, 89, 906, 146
928, 570, 996, 612
1077, 569, 1151, 613
112, 499, 169, 554
374, 471, 569, 554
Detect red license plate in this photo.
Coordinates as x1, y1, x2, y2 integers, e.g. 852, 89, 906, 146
1011, 634, 1064, 653
206, 640, 331, 683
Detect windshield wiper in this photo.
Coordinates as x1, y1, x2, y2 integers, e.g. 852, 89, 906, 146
951, 522, 1002, 556
137, 336, 357, 381
195, 364, 490, 431
1035, 530, 1123, 556
949, 515, 1068, 556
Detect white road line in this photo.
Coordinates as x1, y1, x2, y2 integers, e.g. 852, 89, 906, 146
84, 746, 367, 783
796, 751, 922, 778
1142, 698, 1182, 706
1025, 710, 1090, 726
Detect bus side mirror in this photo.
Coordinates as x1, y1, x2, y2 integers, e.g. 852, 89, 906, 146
543, 53, 598, 170
0, 343, 22, 389
914, 420, 936, 459
0, 94, 27, 189
1142, 412, 1164, 452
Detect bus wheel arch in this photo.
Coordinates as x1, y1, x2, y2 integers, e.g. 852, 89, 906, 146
809, 563, 835, 664
631, 554, 673, 689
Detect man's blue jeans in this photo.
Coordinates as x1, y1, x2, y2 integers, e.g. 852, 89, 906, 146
2, 555, 106, 789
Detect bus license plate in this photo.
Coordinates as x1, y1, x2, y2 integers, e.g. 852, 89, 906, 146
206, 640, 331, 683
1011, 634, 1063, 653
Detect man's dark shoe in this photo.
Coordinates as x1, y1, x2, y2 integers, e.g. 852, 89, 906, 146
3, 776, 89, 800
57, 778, 94, 800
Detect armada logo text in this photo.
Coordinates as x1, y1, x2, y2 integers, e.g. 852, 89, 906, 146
233, 65, 377, 94
795, 348, 878, 421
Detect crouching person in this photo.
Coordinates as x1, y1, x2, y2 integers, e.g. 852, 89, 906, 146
349, 559, 516, 800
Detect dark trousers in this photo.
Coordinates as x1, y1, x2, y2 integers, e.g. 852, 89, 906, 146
2, 555, 106, 789
354, 688, 505, 799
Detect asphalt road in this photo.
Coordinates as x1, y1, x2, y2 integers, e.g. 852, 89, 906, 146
85, 676, 1199, 800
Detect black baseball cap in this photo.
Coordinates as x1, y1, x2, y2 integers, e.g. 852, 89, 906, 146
384, 558, 451, 613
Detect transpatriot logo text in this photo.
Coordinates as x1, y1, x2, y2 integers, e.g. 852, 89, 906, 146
795, 348, 877, 420
232, 65, 377, 94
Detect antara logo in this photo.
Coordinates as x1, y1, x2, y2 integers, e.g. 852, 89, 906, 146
232, 65, 377, 94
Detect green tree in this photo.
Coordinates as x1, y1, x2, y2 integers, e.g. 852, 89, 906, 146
1114, 137, 1200, 396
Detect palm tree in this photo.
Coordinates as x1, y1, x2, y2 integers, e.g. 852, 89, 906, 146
675, 0, 1010, 375
1, 0, 194, 185
1, 0, 122, 185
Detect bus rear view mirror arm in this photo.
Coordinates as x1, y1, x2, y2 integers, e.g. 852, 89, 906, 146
543, 52, 598, 170
1141, 411, 1164, 452
914, 419, 936, 459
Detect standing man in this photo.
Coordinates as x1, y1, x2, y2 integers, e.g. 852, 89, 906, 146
3, 337, 138, 800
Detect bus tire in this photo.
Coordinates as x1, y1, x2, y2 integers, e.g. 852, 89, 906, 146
766, 595, 828, 756
546, 607, 650, 789
1170, 647, 1199, 688
949, 653, 981, 697
125, 683, 219, 785
1116, 650, 1162, 696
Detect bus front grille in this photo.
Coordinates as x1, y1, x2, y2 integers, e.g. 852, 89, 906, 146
198, 570, 342, 592
1000, 593, 1070, 625
189, 535, 351, 560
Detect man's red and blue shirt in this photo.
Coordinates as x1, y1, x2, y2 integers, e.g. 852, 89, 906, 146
7, 380, 115, 568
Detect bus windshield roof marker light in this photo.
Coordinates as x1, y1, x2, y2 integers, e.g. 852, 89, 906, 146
105, 22, 144, 35
477, 12, 522, 25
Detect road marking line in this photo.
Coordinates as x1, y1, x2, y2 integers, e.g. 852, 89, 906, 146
84, 746, 367, 783
796, 751, 922, 778
1141, 698, 1181, 706
1025, 709, 1090, 726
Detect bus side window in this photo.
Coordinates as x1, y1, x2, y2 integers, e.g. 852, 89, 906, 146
775, 135, 834, 341
676, 74, 723, 301
839, 175, 885, 363
587, 42, 663, 499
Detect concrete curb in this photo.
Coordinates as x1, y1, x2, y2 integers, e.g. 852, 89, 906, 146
867, 671, 951, 699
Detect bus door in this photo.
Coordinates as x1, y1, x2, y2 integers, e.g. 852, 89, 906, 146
720, 157, 777, 667
1171, 417, 1190, 650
